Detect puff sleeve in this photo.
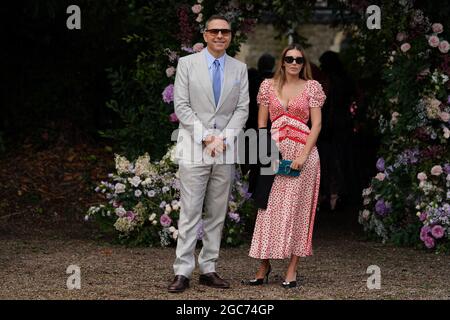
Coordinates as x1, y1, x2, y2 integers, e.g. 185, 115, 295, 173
307, 80, 326, 108
256, 79, 271, 109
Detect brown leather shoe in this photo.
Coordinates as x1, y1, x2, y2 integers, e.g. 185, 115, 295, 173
168, 275, 190, 293
199, 272, 230, 289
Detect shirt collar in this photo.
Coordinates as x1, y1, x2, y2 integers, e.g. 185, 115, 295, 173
204, 48, 225, 71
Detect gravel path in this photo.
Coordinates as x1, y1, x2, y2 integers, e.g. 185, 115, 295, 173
1, 211, 449, 300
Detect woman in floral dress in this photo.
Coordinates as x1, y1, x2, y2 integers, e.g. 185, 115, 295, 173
247, 44, 326, 288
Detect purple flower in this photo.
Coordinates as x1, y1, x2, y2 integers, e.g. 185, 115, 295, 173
159, 201, 167, 209
196, 220, 204, 240
172, 179, 181, 190
160, 214, 172, 227
420, 226, 431, 241
431, 225, 445, 239
181, 46, 194, 53
423, 236, 435, 249
419, 212, 427, 222
376, 158, 385, 172
375, 199, 391, 216
447, 95, 450, 104
443, 163, 450, 175
162, 84, 174, 103
228, 212, 241, 223
126, 211, 136, 222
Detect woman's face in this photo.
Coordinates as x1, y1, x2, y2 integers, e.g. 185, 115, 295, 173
283, 49, 304, 77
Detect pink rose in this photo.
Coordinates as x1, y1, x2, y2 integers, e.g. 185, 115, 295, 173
428, 35, 440, 47
432, 23, 444, 34
160, 213, 172, 227
417, 172, 427, 181
192, 42, 204, 53
375, 173, 386, 181
430, 165, 443, 176
423, 236, 435, 249
165, 66, 176, 77
431, 225, 445, 239
440, 111, 450, 122
169, 112, 178, 123
439, 40, 449, 54
428, 36, 440, 48
420, 226, 431, 241
400, 43, 411, 52
396, 32, 407, 42
191, 4, 202, 14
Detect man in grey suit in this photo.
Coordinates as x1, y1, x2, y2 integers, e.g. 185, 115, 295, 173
168, 15, 249, 293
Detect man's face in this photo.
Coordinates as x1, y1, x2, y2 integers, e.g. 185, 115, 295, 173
203, 19, 232, 56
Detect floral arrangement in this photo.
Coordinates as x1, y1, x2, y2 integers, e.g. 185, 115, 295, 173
86, 145, 253, 247
357, 4, 450, 252
415, 164, 450, 250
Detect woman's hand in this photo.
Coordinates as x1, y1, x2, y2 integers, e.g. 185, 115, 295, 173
291, 153, 308, 170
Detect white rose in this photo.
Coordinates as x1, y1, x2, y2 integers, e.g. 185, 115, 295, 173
115, 207, 126, 217
362, 209, 370, 220
443, 127, 450, 139
440, 112, 450, 122
149, 213, 156, 221
172, 230, 179, 240
375, 173, 386, 181
168, 226, 176, 233
165, 66, 176, 77
128, 176, 141, 187
165, 204, 172, 213
152, 220, 157, 225
114, 183, 126, 194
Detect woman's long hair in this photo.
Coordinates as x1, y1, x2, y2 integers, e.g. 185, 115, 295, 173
273, 43, 312, 95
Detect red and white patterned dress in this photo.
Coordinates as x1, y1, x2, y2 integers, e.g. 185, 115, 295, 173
249, 79, 326, 259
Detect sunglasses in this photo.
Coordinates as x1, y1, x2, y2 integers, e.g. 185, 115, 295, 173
205, 29, 232, 36
284, 56, 305, 64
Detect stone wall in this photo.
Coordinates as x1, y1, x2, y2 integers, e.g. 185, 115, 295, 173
235, 23, 345, 69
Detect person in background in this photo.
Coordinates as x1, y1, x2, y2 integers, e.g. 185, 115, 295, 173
317, 51, 355, 211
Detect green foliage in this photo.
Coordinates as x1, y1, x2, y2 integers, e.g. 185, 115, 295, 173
356, 2, 450, 252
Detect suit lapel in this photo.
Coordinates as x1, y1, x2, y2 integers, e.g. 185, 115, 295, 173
195, 52, 216, 110
217, 55, 235, 111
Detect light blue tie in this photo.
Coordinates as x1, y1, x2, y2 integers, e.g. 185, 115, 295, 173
212, 59, 221, 107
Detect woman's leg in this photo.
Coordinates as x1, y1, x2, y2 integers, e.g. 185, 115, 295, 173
255, 259, 271, 278
285, 255, 300, 281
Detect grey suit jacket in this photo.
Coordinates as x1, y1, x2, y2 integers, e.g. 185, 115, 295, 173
173, 49, 249, 164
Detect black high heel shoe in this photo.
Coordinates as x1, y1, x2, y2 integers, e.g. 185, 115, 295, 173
281, 273, 298, 288
242, 265, 272, 286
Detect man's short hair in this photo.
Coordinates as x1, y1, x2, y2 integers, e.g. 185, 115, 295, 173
205, 15, 230, 30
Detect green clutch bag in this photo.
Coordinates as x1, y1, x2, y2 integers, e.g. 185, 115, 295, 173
275, 159, 301, 177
